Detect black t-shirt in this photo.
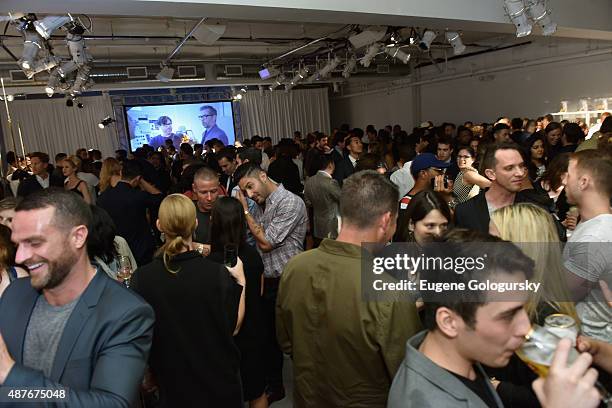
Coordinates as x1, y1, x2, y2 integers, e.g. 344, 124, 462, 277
194, 204, 211, 244
447, 368, 499, 408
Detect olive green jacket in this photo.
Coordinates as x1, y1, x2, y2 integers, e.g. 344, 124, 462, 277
276, 239, 422, 408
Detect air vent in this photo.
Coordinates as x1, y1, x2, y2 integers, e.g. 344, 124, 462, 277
127, 67, 149, 79
224, 65, 243, 76
178, 66, 197, 78
9, 70, 33, 81
376, 64, 390, 74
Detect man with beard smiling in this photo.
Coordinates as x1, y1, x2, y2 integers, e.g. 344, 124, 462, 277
0, 189, 154, 407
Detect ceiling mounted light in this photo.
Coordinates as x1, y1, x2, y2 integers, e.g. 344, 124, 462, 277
33, 15, 71, 39
23, 55, 60, 79
258, 85, 265, 96
504, 0, 533, 37
419, 30, 437, 51
66, 97, 74, 107
192, 23, 226, 45
69, 65, 91, 94
348, 26, 387, 49
526, 0, 557, 36
66, 31, 87, 65
360, 43, 381, 67
333, 82, 340, 93
269, 74, 286, 91
342, 55, 357, 79
156, 65, 175, 82
45, 69, 61, 96
18, 30, 43, 70
57, 61, 78, 77
307, 56, 341, 83
98, 116, 116, 129
240, 86, 247, 93
289, 67, 309, 86
259, 65, 280, 80
384, 45, 410, 64
445, 31, 466, 55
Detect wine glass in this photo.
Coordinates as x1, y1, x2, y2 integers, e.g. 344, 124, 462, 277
116, 255, 133, 288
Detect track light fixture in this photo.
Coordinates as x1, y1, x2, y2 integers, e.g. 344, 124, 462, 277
342, 55, 357, 79
66, 98, 73, 107
156, 65, 175, 82
419, 30, 437, 51
269, 74, 286, 91
360, 43, 381, 67
289, 67, 309, 86
384, 45, 410, 64
45, 69, 61, 96
33, 15, 72, 39
504, 0, 533, 37
98, 116, 115, 129
445, 31, 466, 55
307, 56, 341, 83
526, 0, 557, 36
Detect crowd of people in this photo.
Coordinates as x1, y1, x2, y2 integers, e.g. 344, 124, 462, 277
0, 112, 610, 408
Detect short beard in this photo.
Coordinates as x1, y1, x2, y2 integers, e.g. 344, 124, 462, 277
32, 249, 78, 291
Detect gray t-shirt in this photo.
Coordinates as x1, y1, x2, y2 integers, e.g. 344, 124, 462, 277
23, 295, 80, 377
563, 214, 612, 342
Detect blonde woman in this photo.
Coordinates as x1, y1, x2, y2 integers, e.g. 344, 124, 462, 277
62, 156, 92, 204
99, 157, 122, 193
489, 203, 578, 324
131, 194, 246, 407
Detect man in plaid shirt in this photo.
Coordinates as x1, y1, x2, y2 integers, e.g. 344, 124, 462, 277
235, 162, 307, 404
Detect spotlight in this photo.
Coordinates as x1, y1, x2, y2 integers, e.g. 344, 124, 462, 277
289, 67, 308, 86
22, 55, 60, 79
419, 30, 437, 51
98, 116, 115, 129
526, 0, 557, 36
348, 27, 387, 49
259, 65, 280, 80
390, 32, 400, 44
69, 65, 91, 94
240, 86, 247, 93
333, 82, 340, 93
66, 98, 73, 107
33, 15, 71, 40
307, 56, 341, 83
384, 45, 410, 64
342, 55, 357, 79
57, 61, 78, 77
45, 69, 61, 96
19, 30, 43, 70
77, 102, 84, 108
66, 31, 88, 65
0, 95, 14, 102
504, 0, 533, 37
445, 31, 466, 55
360, 43, 381, 67
269, 74, 286, 91
192, 24, 226, 45
258, 85, 265, 96
156, 65, 175, 82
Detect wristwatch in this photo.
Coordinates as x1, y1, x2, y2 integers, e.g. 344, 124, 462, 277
244, 209, 249, 216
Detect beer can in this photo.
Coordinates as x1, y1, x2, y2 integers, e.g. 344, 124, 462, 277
544, 314, 578, 345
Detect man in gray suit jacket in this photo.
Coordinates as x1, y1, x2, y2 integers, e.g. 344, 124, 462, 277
388, 231, 534, 408
304, 154, 341, 245
0, 189, 154, 407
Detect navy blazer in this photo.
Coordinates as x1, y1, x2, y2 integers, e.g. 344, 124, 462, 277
0, 271, 154, 407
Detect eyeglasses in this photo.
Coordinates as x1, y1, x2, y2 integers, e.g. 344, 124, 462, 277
198, 114, 215, 119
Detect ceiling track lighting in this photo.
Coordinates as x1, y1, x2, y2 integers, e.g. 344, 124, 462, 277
419, 30, 437, 51
342, 55, 357, 79
504, 0, 533, 37
307, 56, 341, 83
98, 116, 115, 129
384, 45, 410, 64
525, 0, 557, 36
445, 31, 466, 55
360, 43, 381, 67
269, 74, 286, 91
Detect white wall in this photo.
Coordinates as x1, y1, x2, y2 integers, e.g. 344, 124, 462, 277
330, 38, 612, 129
330, 86, 414, 130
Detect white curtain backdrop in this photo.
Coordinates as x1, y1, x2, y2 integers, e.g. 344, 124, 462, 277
0, 94, 118, 159
240, 87, 330, 142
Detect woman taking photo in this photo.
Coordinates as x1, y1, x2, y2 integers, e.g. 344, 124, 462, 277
453, 146, 491, 204
132, 194, 246, 407
208, 197, 268, 408
62, 156, 92, 204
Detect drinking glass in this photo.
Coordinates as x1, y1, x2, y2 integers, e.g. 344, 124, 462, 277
116, 255, 133, 288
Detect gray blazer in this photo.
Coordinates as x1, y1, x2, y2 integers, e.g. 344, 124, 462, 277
304, 171, 342, 239
0, 271, 155, 407
388, 331, 504, 408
